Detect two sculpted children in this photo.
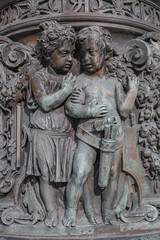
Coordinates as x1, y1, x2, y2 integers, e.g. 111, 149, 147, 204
27, 21, 138, 227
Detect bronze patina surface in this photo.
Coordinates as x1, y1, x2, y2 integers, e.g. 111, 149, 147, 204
0, 1, 160, 239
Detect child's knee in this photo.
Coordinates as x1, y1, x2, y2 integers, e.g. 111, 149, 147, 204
40, 168, 50, 181
72, 170, 87, 187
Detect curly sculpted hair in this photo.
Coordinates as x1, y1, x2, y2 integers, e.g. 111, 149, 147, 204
38, 21, 76, 61
78, 26, 112, 53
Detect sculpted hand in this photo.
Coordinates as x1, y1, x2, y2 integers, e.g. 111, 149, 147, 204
62, 73, 76, 93
90, 104, 108, 118
70, 89, 85, 105
128, 75, 139, 92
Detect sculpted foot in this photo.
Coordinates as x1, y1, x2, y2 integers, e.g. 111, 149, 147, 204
44, 210, 59, 227
102, 209, 116, 225
63, 207, 77, 227
85, 210, 100, 225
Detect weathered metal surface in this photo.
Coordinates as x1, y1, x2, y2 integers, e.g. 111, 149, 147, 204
0, 0, 160, 37
0, 0, 159, 239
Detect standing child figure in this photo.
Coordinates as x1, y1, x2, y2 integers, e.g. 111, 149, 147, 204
27, 21, 97, 227
63, 26, 139, 227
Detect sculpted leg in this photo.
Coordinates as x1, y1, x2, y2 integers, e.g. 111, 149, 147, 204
101, 148, 122, 224
39, 177, 59, 227
37, 147, 59, 227
63, 140, 97, 227
81, 181, 99, 225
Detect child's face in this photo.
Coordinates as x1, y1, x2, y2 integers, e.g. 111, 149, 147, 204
81, 35, 105, 74
49, 39, 75, 74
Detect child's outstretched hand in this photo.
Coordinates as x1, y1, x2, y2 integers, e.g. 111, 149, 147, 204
62, 73, 76, 93
70, 89, 85, 105
128, 74, 139, 92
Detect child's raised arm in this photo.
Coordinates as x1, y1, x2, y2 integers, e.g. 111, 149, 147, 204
116, 75, 138, 119
32, 73, 76, 112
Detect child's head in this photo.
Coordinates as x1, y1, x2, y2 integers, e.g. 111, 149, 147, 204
78, 26, 112, 74
38, 21, 76, 74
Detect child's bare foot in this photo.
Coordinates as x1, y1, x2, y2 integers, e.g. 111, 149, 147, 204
44, 210, 59, 227
102, 209, 116, 225
62, 207, 76, 227
85, 210, 100, 225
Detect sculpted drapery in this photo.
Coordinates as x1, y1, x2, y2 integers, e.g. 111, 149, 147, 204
0, 1, 160, 238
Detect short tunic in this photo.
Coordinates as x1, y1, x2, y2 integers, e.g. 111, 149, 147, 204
26, 68, 76, 183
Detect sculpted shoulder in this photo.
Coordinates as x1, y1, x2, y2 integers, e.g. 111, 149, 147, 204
105, 76, 121, 86
75, 73, 87, 89
32, 67, 47, 82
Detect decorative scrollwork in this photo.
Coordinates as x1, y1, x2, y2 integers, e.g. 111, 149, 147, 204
1, 43, 29, 69
126, 33, 160, 193
0, 37, 34, 208
91, 0, 140, 18
119, 204, 159, 223
1, 207, 33, 225
124, 39, 150, 71
90, 0, 103, 12
0, 0, 60, 28
0, 0, 159, 32
22, 181, 45, 224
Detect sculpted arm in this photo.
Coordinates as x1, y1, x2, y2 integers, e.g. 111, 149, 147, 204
116, 76, 138, 119
65, 100, 93, 118
65, 89, 108, 118
32, 73, 75, 112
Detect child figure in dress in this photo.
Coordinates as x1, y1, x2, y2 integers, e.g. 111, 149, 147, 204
27, 21, 97, 227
